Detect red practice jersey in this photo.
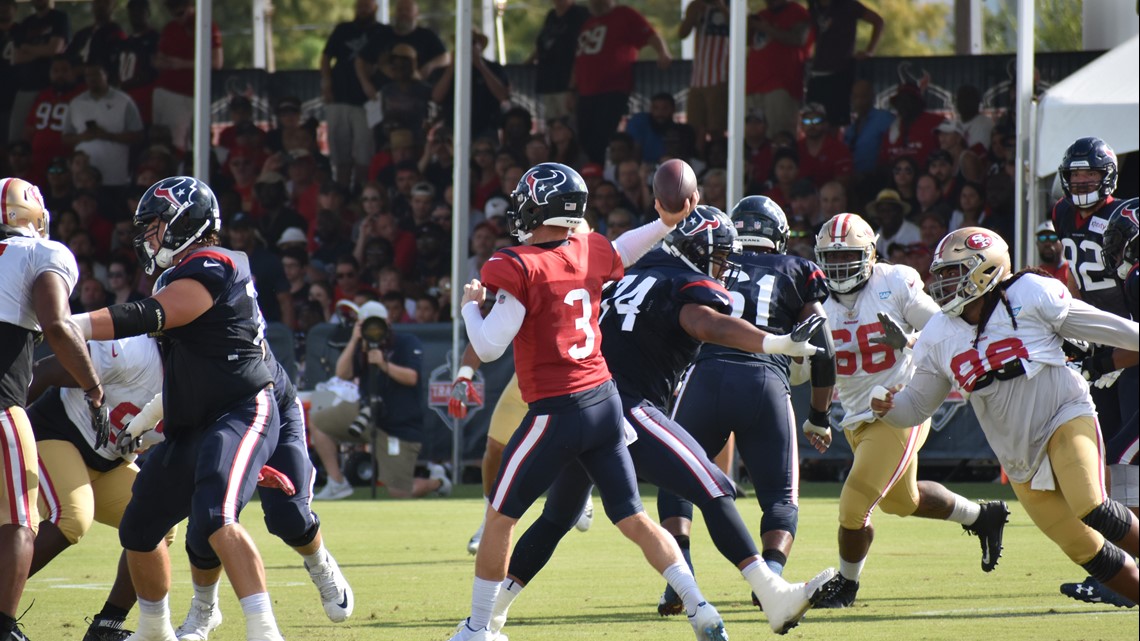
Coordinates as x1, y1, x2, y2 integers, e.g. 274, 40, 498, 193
481, 232, 624, 403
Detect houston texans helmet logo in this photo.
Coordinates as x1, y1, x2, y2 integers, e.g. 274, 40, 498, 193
152, 176, 198, 212
523, 166, 569, 206
682, 211, 721, 236
1123, 203, 1138, 228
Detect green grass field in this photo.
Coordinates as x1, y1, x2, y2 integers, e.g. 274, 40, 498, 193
22, 482, 1139, 641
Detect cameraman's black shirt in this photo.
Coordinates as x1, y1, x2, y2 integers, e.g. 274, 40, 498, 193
352, 331, 425, 442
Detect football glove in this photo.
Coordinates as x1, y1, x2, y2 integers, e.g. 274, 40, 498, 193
1081, 350, 1117, 385
869, 312, 910, 351
448, 366, 481, 419
88, 395, 111, 449
257, 465, 296, 496
762, 314, 825, 358
802, 406, 831, 439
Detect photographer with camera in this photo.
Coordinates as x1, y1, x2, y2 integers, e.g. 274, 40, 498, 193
311, 301, 450, 500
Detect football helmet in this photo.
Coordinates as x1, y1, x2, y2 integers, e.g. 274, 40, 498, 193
815, 213, 877, 293
508, 162, 587, 242
731, 195, 789, 253
1102, 202, 1139, 279
929, 227, 1011, 317
1059, 137, 1118, 209
0, 177, 50, 238
663, 205, 740, 284
134, 176, 221, 275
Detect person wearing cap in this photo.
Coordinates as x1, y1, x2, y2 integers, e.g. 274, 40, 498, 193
797, 102, 853, 189
7, 0, 69, 145
310, 300, 443, 501
225, 212, 292, 327
528, 0, 590, 122
378, 42, 432, 142
321, 0, 387, 188
844, 79, 894, 179
265, 96, 318, 156
408, 181, 437, 227
745, 0, 813, 139
866, 188, 920, 257
152, 0, 222, 153
935, 119, 982, 184
878, 80, 944, 168
1034, 220, 1072, 287
805, 0, 883, 127
118, 0, 160, 126
429, 31, 511, 142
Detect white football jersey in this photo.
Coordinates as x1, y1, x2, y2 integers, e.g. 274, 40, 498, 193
0, 234, 78, 331
823, 262, 939, 429
60, 336, 163, 462
911, 274, 1096, 483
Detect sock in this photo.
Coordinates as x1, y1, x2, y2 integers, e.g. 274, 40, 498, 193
678, 535, 694, 572
0, 612, 15, 634
240, 592, 280, 639
839, 557, 865, 582
469, 576, 500, 630
194, 580, 220, 606
662, 561, 705, 617
489, 578, 524, 633
762, 549, 787, 576
137, 595, 170, 628
239, 592, 272, 616
947, 496, 982, 526
96, 602, 131, 623
302, 544, 328, 569
741, 559, 781, 602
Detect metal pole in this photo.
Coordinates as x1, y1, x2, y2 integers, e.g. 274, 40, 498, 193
1013, 0, 1034, 270
681, 0, 694, 60
451, 0, 473, 485
482, 0, 495, 60
726, 0, 746, 209
495, 1, 507, 65
192, 0, 211, 181
379, 0, 389, 24
252, 0, 267, 69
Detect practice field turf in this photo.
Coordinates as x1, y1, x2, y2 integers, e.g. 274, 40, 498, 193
22, 482, 1139, 640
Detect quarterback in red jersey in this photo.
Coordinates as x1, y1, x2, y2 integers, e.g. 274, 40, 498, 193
447, 162, 730, 641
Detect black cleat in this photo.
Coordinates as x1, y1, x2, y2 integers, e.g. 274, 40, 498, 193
658, 588, 685, 617
751, 591, 763, 611
1060, 576, 1136, 608
81, 617, 132, 641
963, 500, 1009, 572
2, 625, 31, 641
814, 575, 859, 609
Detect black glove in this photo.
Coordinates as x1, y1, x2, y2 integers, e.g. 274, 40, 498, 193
1081, 350, 1116, 383
116, 433, 143, 457
790, 313, 826, 343
1061, 338, 1091, 360
88, 394, 111, 449
869, 312, 909, 351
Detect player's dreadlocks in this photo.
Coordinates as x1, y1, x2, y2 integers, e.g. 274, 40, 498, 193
972, 267, 1052, 348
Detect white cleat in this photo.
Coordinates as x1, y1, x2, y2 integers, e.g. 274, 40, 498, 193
174, 599, 222, 641
467, 519, 484, 555
306, 550, 354, 622
313, 478, 353, 501
125, 623, 178, 641
759, 567, 837, 635
687, 601, 728, 641
448, 619, 496, 641
574, 496, 594, 532
429, 462, 453, 497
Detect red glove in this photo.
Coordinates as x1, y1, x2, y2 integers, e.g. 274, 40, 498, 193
257, 465, 296, 496
448, 367, 481, 419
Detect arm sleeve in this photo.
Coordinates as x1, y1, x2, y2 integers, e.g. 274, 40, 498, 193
1058, 298, 1140, 352
461, 291, 527, 362
879, 366, 953, 428
611, 219, 674, 267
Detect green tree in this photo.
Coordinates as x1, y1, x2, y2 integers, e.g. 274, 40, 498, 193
857, 0, 953, 56
984, 0, 1084, 54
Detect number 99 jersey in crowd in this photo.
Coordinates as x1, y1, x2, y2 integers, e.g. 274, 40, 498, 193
151, 246, 273, 438
599, 248, 733, 409
695, 251, 828, 380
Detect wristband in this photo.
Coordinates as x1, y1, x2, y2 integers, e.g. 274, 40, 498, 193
85, 383, 102, 395
808, 407, 829, 427
457, 365, 475, 380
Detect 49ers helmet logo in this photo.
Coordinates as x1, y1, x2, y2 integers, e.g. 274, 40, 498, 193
965, 232, 993, 250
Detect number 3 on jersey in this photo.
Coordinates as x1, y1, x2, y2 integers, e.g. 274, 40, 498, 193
564, 288, 596, 360
833, 322, 895, 375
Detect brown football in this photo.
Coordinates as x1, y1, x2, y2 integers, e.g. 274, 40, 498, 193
653, 158, 698, 213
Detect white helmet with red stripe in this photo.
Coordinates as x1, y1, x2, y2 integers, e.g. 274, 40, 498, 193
815, 213, 877, 293
0, 177, 50, 239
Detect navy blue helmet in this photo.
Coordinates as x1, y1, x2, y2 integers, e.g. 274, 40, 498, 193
1059, 137, 1118, 209
508, 162, 588, 240
663, 205, 740, 284
134, 176, 221, 274
731, 195, 789, 254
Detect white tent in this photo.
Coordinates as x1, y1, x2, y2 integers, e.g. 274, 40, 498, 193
1035, 35, 1140, 178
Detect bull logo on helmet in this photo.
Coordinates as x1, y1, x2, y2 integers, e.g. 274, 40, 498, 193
682, 211, 721, 236
965, 232, 993, 250
1123, 203, 1139, 228
522, 166, 568, 206
151, 176, 198, 213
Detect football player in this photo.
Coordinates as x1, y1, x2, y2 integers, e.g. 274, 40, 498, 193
1052, 137, 1139, 459
874, 227, 1140, 606
448, 162, 731, 641
813, 213, 1008, 609
485, 205, 837, 638
73, 177, 286, 641
1060, 203, 1140, 608
655, 196, 836, 614
1, 177, 108, 641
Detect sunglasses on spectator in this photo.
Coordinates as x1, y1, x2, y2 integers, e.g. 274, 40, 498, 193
801, 116, 825, 126
1036, 233, 1059, 242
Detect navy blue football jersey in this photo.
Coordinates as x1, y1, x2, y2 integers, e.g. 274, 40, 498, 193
1052, 196, 1138, 319
599, 249, 733, 409
1126, 263, 1139, 320
696, 251, 828, 373
156, 247, 273, 437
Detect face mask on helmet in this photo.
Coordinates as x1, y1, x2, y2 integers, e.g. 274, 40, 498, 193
731, 196, 789, 254
509, 163, 588, 243
816, 246, 874, 293
1102, 208, 1140, 279
929, 229, 1009, 317
133, 176, 221, 274
664, 206, 741, 286
1059, 137, 1118, 209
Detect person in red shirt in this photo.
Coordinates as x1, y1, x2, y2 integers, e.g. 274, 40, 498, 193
571, 0, 671, 164
796, 102, 853, 189
745, 107, 774, 192
24, 55, 81, 185
445, 162, 730, 641
746, 0, 813, 139
877, 82, 944, 169
152, 0, 222, 153
288, 149, 321, 225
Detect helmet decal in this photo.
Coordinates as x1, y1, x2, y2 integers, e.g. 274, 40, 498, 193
523, 166, 569, 206
1123, 204, 1138, 229
684, 215, 721, 236
152, 176, 197, 212
965, 232, 993, 250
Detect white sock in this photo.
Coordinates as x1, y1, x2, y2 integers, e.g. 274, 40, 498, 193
302, 544, 328, 569
662, 561, 705, 617
489, 579, 523, 633
839, 557, 865, 582
193, 581, 220, 606
947, 496, 982, 526
240, 593, 280, 640
469, 577, 500, 630
137, 595, 170, 622
741, 559, 782, 600
239, 593, 272, 616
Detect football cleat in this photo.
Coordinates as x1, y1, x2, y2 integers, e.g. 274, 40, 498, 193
657, 587, 684, 617
963, 500, 1009, 572
575, 497, 594, 532
428, 463, 453, 497
83, 617, 133, 641
174, 598, 221, 641
687, 601, 728, 641
306, 550, 355, 622
1, 624, 31, 641
750, 591, 763, 611
313, 477, 353, 501
126, 623, 178, 641
759, 568, 837, 633
814, 574, 858, 610
448, 619, 496, 641
467, 519, 485, 555
1060, 576, 1136, 608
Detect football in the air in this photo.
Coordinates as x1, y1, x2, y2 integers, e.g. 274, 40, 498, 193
653, 158, 698, 213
